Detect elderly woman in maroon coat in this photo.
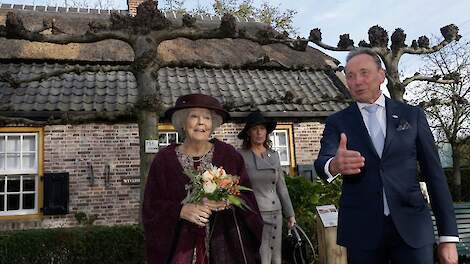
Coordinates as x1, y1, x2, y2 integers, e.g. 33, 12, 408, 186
143, 93, 263, 264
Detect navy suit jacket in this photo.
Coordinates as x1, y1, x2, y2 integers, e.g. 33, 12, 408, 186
314, 97, 458, 249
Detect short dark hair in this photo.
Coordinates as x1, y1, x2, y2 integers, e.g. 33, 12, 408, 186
346, 48, 382, 69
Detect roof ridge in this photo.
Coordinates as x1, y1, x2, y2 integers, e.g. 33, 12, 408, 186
0, 2, 128, 15
170, 10, 257, 23
0, 3, 257, 21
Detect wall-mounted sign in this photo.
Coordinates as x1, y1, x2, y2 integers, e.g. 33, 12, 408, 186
145, 140, 159, 153
122, 177, 141, 185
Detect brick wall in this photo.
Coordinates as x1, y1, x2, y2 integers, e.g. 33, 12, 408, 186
0, 123, 141, 231
293, 122, 325, 165
215, 121, 325, 166
127, 0, 145, 16
0, 120, 325, 230
213, 122, 244, 149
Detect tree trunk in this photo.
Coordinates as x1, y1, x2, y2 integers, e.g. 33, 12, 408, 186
383, 61, 404, 102
135, 69, 160, 223
451, 145, 462, 201
386, 81, 404, 102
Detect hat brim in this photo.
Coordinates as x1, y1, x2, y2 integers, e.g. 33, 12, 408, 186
237, 121, 277, 139
165, 105, 230, 122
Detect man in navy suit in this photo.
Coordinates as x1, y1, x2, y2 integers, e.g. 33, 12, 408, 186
314, 48, 458, 263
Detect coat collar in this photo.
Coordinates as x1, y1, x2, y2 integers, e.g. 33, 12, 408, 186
250, 150, 279, 170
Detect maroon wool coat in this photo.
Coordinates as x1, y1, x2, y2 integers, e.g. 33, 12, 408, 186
143, 138, 263, 264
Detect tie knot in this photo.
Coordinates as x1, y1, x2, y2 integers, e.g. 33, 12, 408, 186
364, 104, 380, 114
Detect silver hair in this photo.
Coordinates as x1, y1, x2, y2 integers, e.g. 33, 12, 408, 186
171, 108, 223, 139
346, 48, 382, 69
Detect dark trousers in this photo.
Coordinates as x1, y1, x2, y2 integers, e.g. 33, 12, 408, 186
347, 216, 433, 264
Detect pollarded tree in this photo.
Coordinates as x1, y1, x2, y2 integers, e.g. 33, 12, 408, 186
410, 40, 470, 200
309, 25, 461, 101
0, 0, 307, 206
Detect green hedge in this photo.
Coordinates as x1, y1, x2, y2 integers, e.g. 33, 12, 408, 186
282, 175, 342, 263
0, 225, 144, 264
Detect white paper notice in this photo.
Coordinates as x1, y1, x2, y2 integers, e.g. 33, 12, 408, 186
316, 205, 338, 227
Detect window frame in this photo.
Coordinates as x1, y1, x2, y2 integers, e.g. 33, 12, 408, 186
0, 127, 44, 220
270, 124, 296, 174
158, 124, 181, 149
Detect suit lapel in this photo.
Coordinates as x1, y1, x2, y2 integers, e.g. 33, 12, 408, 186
347, 104, 379, 158
383, 97, 399, 156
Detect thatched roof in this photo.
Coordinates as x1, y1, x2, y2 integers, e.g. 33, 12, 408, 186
0, 6, 339, 70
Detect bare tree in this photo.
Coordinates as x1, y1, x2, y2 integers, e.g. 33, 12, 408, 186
409, 40, 470, 200
211, 0, 297, 36
309, 25, 461, 101
159, 0, 187, 14
0, 0, 306, 210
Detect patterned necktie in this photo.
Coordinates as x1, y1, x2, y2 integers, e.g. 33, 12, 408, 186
364, 104, 390, 215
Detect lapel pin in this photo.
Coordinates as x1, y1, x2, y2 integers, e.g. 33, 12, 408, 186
392, 115, 399, 119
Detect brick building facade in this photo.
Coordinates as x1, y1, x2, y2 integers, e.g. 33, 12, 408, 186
0, 120, 325, 231
0, 1, 348, 230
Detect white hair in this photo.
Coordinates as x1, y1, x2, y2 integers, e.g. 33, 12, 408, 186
171, 108, 223, 140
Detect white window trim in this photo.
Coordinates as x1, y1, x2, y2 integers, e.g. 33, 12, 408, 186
158, 131, 181, 148
0, 132, 40, 216
270, 129, 290, 166
0, 133, 38, 174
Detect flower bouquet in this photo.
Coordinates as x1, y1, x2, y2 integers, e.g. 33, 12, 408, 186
182, 165, 252, 210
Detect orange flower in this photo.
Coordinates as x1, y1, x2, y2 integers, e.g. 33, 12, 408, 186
219, 178, 232, 188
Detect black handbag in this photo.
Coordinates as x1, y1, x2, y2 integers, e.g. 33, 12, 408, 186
284, 224, 316, 264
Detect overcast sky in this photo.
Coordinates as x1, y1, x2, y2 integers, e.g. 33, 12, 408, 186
3, 0, 470, 72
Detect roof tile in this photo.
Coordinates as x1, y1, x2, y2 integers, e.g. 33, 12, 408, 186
0, 63, 348, 115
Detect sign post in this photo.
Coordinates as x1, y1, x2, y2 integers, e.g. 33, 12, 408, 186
316, 205, 347, 264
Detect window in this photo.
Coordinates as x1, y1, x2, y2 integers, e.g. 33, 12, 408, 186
0, 128, 43, 218
270, 130, 290, 166
158, 131, 181, 148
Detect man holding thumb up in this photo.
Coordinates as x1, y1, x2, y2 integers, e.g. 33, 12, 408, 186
314, 48, 458, 264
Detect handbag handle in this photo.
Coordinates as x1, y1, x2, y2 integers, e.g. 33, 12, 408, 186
287, 223, 317, 263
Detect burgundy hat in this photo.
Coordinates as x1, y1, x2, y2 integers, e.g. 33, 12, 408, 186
165, 93, 230, 121
237, 112, 277, 139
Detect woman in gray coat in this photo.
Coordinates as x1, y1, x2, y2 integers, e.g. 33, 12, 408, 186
238, 112, 296, 264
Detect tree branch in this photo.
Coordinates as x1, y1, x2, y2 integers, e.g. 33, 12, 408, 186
0, 111, 137, 126
0, 12, 132, 45
403, 39, 453, 55
225, 94, 353, 111
402, 73, 455, 87
3, 29, 132, 45
310, 40, 353, 52
1, 65, 131, 87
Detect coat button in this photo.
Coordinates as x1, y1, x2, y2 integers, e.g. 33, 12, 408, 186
272, 181, 275, 184
272, 201, 275, 204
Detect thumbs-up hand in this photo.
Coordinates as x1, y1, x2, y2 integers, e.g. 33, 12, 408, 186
329, 133, 365, 176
